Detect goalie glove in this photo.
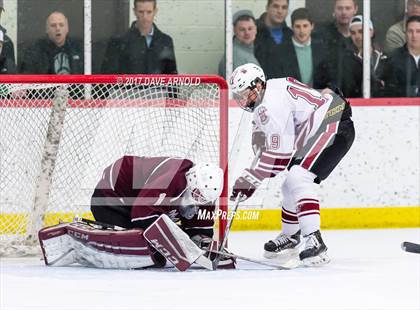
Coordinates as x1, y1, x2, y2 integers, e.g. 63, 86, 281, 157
191, 234, 213, 250
230, 169, 263, 202
191, 235, 236, 269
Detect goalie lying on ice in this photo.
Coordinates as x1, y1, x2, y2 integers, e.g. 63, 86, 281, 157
38, 156, 235, 271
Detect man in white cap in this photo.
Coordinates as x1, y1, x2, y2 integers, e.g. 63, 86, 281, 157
0, 0, 16, 74
333, 15, 386, 98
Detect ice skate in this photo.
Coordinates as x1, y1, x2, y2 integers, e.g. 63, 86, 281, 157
263, 230, 302, 263
299, 230, 330, 266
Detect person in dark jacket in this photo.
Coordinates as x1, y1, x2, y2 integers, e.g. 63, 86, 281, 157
254, 0, 293, 78
101, 0, 177, 74
336, 15, 387, 98
0, 29, 15, 74
314, 0, 358, 84
274, 8, 330, 89
20, 11, 83, 74
0, 0, 16, 74
381, 16, 420, 97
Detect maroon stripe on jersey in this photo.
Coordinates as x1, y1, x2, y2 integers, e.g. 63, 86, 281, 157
261, 151, 293, 161
282, 207, 298, 224
263, 151, 293, 157
256, 151, 292, 177
295, 121, 309, 151
301, 122, 338, 170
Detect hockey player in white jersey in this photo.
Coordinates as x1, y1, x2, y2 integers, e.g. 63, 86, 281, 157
229, 63, 355, 266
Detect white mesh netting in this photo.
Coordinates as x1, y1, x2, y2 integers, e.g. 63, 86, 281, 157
0, 79, 224, 256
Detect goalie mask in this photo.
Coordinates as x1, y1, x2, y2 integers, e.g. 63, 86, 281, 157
230, 63, 266, 112
185, 163, 224, 205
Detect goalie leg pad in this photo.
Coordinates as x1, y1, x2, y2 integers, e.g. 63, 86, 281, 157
144, 214, 212, 271
39, 223, 77, 266
39, 222, 163, 269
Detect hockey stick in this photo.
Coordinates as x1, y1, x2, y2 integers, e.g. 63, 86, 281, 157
401, 241, 420, 254
209, 249, 298, 270
212, 149, 262, 270
76, 217, 126, 231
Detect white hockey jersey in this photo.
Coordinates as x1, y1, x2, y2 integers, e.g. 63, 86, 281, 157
252, 77, 334, 179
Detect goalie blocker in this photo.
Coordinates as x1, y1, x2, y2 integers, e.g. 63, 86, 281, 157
38, 216, 235, 271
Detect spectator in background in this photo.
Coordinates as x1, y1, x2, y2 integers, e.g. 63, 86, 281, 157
315, 0, 358, 83
273, 8, 330, 89
218, 10, 260, 78
0, 29, 15, 73
336, 15, 387, 98
20, 11, 83, 74
384, 0, 420, 55
381, 15, 420, 97
254, 0, 292, 78
0, 0, 16, 73
101, 0, 177, 74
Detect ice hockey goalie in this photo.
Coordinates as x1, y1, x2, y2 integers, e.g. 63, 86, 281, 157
38, 156, 235, 271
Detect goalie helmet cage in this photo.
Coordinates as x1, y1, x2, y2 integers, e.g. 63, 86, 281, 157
0, 74, 228, 256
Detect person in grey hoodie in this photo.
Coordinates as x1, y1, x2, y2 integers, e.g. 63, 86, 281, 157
218, 10, 260, 78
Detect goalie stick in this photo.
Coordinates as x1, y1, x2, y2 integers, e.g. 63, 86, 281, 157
213, 149, 262, 270
401, 241, 420, 254
209, 249, 300, 270
75, 217, 126, 231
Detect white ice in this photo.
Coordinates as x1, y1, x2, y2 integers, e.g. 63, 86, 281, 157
1, 228, 419, 310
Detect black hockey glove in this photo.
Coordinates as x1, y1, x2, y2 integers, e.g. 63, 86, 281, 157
252, 131, 266, 155
230, 169, 263, 202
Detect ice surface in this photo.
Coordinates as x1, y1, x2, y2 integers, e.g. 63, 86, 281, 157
1, 228, 419, 310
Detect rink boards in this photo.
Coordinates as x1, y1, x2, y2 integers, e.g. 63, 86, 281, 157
0, 99, 419, 232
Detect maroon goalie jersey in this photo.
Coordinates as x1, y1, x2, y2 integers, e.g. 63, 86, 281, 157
92, 156, 214, 236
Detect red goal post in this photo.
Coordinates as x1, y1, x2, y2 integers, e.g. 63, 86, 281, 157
0, 74, 228, 255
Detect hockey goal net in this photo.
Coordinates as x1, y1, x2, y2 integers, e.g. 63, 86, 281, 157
0, 75, 228, 256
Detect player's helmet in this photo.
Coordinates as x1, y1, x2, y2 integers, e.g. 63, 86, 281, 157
185, 163, 224, 205
230, 63, 266, 112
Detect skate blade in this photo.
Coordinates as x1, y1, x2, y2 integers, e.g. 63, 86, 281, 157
263, 248, 299, 262
302, 252, 330, 267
